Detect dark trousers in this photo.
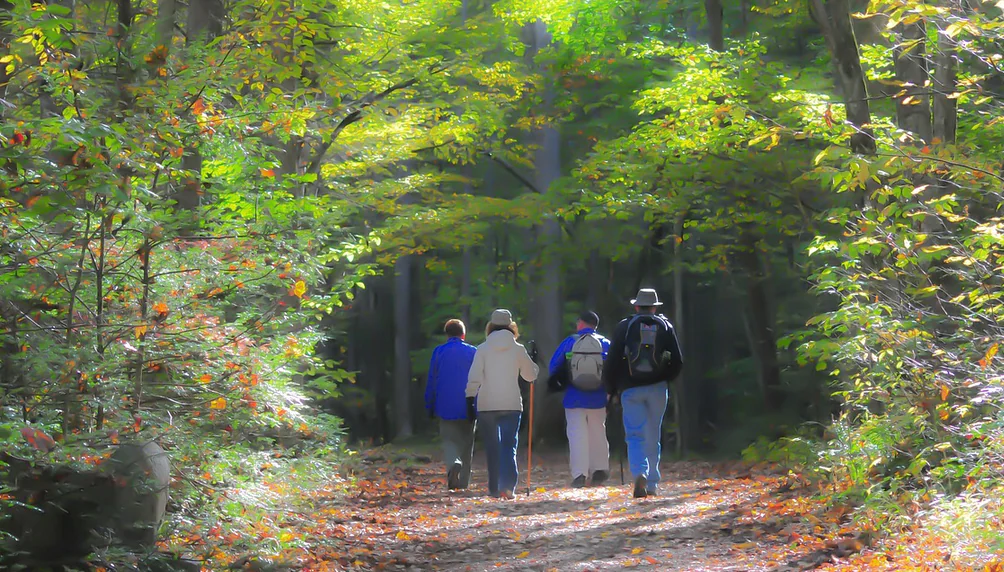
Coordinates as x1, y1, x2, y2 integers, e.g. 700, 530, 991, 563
440, 418, 476, 488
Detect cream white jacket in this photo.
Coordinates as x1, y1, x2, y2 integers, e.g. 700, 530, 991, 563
465, 330, 539, 412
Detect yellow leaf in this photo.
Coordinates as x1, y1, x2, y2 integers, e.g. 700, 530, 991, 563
535, 487, 546, 493
941, 384, 949, 401
291, 280, 306, 298
631, 547, 644, 554
134, 325, 148, 339
209, 397, 227, 410
517, 551, 530, 558
279, 532, 294, 542
396, 530, 410, 540
985, 343, 999, 364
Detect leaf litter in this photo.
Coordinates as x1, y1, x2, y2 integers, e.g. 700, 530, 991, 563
201, 450, 1001, 571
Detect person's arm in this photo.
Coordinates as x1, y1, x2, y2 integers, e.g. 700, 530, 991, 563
424, 347, 440, 413
548, 336, 573, 376
466, 348, 485, 398
661, 321, 684, 382
518, 344, 540, 382
602, 321, 627, 395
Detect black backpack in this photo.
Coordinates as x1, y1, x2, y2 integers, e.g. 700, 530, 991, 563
623, 314, 673, 381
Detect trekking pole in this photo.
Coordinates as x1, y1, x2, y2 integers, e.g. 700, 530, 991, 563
527, 381, 534, 496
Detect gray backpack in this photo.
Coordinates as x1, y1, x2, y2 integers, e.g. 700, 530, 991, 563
569, 333, 605, 391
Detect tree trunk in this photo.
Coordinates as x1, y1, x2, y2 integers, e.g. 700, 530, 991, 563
587, 250, 600, 310
672, 214, 689, 456
0, 2, 12, 120
810, 0, 876, 155
393, 255, 414, 440
895, 20, 932, 144
156, 0, 176, 50
527, 20, 563, 441
461, 247, 473, 328
932, 20, 957, 144
175, 0, 224, 211
705, 0, 724, 51
736, 233, 784, 411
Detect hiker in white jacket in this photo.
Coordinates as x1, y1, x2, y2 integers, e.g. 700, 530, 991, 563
466, 309, 539, 499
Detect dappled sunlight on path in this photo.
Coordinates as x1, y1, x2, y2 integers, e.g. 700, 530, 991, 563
294, 449, 881, 571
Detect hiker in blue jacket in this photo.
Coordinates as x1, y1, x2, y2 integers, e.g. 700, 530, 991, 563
425, 318, 478, 490
549, 311, 612, 488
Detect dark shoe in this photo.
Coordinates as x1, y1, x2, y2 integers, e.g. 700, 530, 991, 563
590, 470, 609, 486
633, 475, 648, 498
498, 491, 515, 500
571, 475, 587, 488
447, 464, 461, 490
646, 487, 659, 497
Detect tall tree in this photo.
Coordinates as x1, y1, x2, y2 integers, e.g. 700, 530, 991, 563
810, 0, 876, 154
895, 19, 932, 143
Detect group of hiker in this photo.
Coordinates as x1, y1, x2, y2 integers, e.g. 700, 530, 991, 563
423, 288, 684, 500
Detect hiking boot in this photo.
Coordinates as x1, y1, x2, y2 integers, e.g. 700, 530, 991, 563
646, 486, 659, 497
571, 475, 587, 488
447, 464, 461, 490
498, 490, 515, 500
633, 475, 648, 498
590, 470, 609, 486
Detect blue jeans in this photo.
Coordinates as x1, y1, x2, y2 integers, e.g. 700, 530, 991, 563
479, 411, 521, 495
621, 382, 668, 489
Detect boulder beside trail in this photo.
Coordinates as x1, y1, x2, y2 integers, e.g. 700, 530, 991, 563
0, 440, 172, 567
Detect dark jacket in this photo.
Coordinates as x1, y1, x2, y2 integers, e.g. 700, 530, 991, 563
602, 313, 683, 394
425, 337, 478, 420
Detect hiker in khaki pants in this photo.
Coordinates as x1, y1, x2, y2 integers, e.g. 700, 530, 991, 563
548, 311, 612, 488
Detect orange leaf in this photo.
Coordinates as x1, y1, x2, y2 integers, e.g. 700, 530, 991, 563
941, 384, 949, 401
153, 301, 169, 315
260, 168, 275, 177
210, 397, 227, 410
199, 374, 211, 384
191, 98, 206, 115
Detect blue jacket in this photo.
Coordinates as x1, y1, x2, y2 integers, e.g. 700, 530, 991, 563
425, 337, 477, 420
549, 328, 610, 409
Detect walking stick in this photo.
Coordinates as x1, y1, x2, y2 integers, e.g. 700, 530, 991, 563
527, 381, 534, 496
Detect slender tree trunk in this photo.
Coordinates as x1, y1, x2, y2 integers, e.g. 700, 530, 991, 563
156, 0, 176, 50
895, 20, 932, 144
176, 0, 223, 211
736, 233, 784, 411
932, 21, 957, 144
393, 257, 414, 440
0, 2, 13, 120
705, 0, 724, 51
672, 214, 687, 456
810, 0, 876, 155
461, 247, 473, 327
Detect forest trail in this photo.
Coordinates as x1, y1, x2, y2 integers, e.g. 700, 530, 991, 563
294, 447, 879, 572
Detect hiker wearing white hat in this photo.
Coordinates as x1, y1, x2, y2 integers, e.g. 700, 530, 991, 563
465, 309, 539, 499
602, 288, 684, 498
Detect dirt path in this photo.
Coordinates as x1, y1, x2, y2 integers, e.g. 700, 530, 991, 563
297, 449, 872, 571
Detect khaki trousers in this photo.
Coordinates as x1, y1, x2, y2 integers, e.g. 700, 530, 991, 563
565, 407, 610, 479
